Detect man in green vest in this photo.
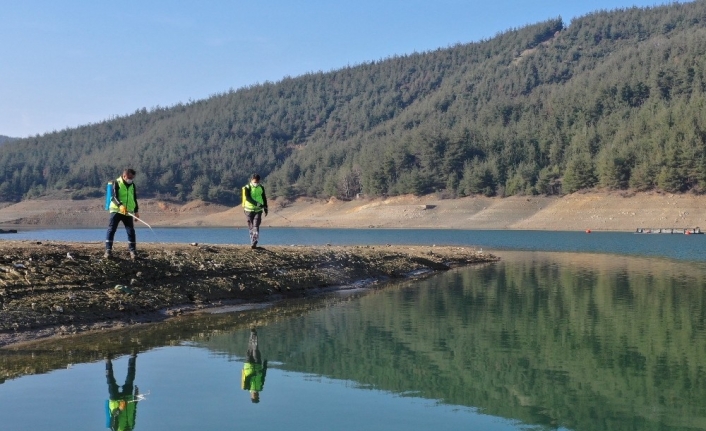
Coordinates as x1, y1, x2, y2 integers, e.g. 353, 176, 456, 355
106, 168, 140, 259
241, 173, 268, 249
242, 328, 267, 403
105, 353, 139, 431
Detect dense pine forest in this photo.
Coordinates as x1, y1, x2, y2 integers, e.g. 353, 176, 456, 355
0, 136, 15, 145
2, 1, 706, 204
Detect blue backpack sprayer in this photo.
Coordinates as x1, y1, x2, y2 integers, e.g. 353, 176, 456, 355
105, 181, 113, 210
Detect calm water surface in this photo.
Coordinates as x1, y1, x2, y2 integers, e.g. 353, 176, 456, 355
1, 230, 706, 430
4, 227, 706, 261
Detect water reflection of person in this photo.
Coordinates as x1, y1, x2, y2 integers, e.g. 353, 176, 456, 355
242, 328, 267, 403
105, 353, 139, 431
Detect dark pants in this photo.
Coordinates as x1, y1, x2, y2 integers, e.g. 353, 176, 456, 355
106, 213, 136, 252
246, 330, 261, 364
106, 356, 136, 400
244, 211, 262, 246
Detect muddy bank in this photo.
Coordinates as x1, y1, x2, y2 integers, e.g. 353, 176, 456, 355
0, 241, 496, 347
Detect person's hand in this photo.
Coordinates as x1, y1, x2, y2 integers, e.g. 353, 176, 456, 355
119, 205, 127, 215
134, 212, 140, 219
264, 208, 268, 216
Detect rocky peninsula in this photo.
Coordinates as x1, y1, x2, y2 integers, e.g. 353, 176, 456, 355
0, 240, 496, 346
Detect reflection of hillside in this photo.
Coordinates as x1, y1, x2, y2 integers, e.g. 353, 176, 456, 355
0, 293, 365, 382
503, 249, 706, 277
202, 252, 706, 431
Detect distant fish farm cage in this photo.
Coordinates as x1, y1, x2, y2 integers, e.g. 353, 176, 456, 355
635, 227, 703, 234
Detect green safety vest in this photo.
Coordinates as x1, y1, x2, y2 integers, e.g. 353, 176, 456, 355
242, 362, 266, 391
242, 183, 265, 212
109, 177, 137, 214
107, 397, 137, 431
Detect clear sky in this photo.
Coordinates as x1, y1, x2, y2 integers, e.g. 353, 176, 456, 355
0, 0, 683, 138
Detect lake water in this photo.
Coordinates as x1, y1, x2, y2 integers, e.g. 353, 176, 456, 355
2, 229, 706, 430
4, 226, 706, 261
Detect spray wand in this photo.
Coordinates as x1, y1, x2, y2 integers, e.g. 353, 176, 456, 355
270, 211, 291, 223
128, 212, 154, 233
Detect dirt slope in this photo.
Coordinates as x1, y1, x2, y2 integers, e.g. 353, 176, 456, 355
1, 191, 705, 232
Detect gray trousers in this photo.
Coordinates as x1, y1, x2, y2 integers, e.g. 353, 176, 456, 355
246, 330, 261, 363
244, 211, 262, 245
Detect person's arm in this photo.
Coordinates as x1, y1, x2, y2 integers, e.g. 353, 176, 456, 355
133, 184, 139, 213
128, 398, 138, 429
261, 360, 267, 388
261, 187, 268, 210
111, 181, 122, 207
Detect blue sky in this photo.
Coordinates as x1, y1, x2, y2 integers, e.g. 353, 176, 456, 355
0, 0, 684, 138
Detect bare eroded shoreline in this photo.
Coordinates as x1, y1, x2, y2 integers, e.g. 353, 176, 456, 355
2, 190, 705, 232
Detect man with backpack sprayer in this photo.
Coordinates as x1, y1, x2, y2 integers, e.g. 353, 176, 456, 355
105, 168, 140, 260
105, 352, 140, 431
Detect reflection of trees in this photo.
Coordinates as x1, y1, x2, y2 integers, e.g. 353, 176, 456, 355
0, 295, 360, 382
203, 253, 706, 431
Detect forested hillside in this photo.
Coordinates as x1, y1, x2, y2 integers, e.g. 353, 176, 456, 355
0, 135, 15, 145
1, 1, 706, 203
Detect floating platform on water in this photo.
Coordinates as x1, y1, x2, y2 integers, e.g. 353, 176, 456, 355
635, 227, 703, 234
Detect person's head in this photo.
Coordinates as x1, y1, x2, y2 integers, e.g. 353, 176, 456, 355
250, 391, 260, 403
250, 174, 261, 187
122, 168, 136, 184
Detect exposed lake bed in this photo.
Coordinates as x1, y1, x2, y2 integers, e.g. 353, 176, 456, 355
0, 240, 495, 347
3, 190, 706, 232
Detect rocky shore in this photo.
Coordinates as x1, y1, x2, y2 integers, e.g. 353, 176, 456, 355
0, 240, 496, 346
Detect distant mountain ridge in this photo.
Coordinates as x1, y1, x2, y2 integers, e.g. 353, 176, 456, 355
1, 1, 706, 203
